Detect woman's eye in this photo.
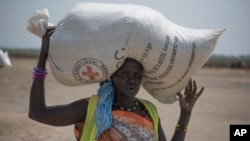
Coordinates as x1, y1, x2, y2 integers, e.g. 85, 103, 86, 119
121, 72, 129, 78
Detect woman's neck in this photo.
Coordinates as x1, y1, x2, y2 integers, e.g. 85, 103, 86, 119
114, 95, 136, 109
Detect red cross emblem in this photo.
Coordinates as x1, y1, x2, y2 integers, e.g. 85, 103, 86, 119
82, 66, 100, 80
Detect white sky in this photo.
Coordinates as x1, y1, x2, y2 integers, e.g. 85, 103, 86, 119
0, 0, 249, 56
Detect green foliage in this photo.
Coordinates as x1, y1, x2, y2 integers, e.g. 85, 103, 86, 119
204, 54, 250, 69
0, 47, 39, 58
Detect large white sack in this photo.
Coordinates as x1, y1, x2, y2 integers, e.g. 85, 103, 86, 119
26, 2, 225, 104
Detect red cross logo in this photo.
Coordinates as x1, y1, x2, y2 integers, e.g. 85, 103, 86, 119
82, 66, 100, 80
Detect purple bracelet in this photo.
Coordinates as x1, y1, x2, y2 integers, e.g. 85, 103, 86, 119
32, 67, 47, 79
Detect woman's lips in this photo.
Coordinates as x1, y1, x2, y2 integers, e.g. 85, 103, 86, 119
127, 86, 137, 93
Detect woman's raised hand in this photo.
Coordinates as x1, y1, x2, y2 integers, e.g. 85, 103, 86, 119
177, 79, 204, 114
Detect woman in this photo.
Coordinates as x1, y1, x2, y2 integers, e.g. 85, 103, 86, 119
29, 27, 204, 141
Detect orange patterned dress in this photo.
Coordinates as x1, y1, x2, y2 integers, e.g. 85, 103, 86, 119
74, 110, 156, 141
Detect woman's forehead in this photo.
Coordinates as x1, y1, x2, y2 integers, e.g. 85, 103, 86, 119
118, 58, 143, 71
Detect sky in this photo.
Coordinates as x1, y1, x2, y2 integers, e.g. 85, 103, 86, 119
0, 0, 249, 56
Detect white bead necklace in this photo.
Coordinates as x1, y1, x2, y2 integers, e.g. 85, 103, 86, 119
114, 99, 138, 111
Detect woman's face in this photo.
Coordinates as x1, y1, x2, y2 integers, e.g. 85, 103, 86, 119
112, 58, 143, 98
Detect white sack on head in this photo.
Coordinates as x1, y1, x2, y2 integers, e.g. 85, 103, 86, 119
26, 2, 225, 104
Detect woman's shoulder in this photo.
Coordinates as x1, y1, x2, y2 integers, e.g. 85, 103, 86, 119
82, 95, 99, 101
137, 98, 158, 116
137, 98, 156, 107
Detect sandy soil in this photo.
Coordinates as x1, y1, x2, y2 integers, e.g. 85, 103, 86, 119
0, 57, 250, 141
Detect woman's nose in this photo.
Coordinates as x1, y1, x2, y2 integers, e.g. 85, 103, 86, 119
128, 76, 136, 84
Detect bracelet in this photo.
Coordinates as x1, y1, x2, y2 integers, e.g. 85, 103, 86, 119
175, 124, 188, 132
32, 67, 47, 79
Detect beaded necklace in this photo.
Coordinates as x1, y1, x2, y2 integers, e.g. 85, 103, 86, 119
114, 99, 138, 111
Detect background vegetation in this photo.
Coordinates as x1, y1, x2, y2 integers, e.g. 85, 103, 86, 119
1, 48, 39, 58
1, 47, 250, 69
204, 54, 250, 69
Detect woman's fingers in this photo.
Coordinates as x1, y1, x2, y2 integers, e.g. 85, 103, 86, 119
43, 27, 56, 37
189, 87, 204, 109
188, 79, 192, 91
48, 29, 55, 36
193, 80, 197, 93
196, 87, 204, 99
178, 79, 204, 113
177, 92, 183, 99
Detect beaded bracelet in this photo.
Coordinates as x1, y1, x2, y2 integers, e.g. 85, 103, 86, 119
175, 124, 188, 132
32, 67, 47, 79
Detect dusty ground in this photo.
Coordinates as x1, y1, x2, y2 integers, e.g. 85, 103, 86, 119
0, 57, 250, 141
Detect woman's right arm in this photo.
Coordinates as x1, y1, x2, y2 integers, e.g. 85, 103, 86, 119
171, 79, 204, 141
29, 28, 88, 126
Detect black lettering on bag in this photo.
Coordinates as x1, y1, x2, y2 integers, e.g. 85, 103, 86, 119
145, 35, 170, 74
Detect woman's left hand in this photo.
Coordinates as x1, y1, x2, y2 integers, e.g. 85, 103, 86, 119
177, 79, 204, 114
41, 27, 56, 57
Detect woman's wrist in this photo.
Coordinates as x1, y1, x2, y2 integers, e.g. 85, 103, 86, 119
178, 112, 191, 126
175, 123, 188, 132
32, 67, 47, 79
33, 53, 48, 79
37, 53, 48, 68
180, 110, 191, 117
174, 113, 190, 134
